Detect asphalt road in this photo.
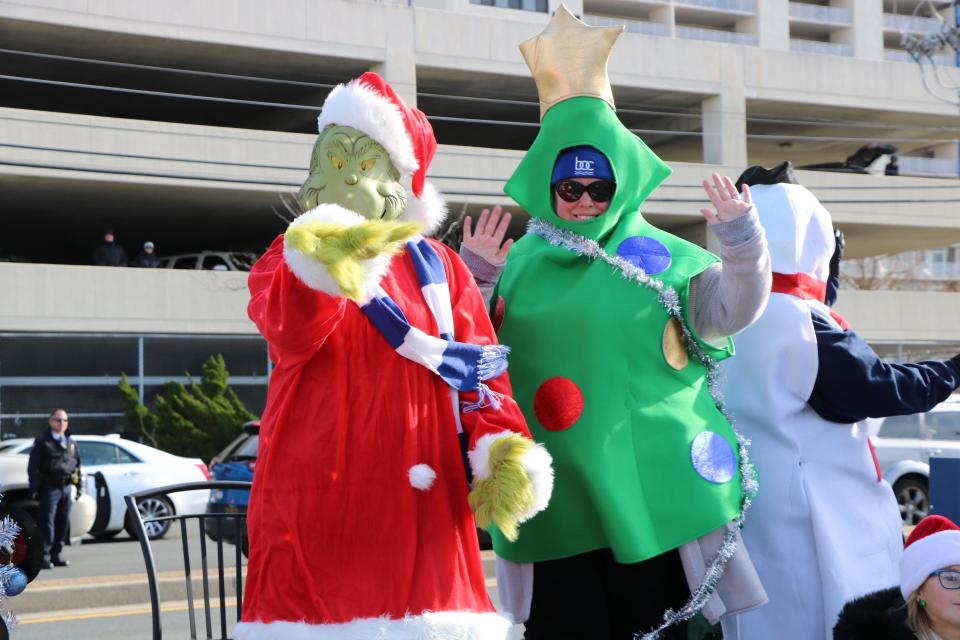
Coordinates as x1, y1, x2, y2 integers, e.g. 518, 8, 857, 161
10, 532, 500, 640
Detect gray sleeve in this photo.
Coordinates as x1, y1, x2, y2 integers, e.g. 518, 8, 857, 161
458, 244, 504, 306
689, 211, 771, 342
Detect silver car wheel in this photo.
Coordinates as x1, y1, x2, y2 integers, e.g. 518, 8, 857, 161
897, 484, 929, 526
138, 496, 173, 539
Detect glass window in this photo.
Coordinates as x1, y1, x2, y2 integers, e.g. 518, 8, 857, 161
143, 383, 264, 418
214, 433, 249, 462
143, 337, 267, 378
16, 446, 31, 455
114, 445, 139, 464
232, 435, 259, 459
470, 0, 547, 10
0, 335, 137, 377
229, 254, 256, 271
78, 442, 113, 465
0, 386, 126, 417
201, 254, 230, 271
78, 441, 138, 465
877, 414, 923, 439
173, 256, 197, 269
926, 411, 960, 440
232, 385, 267, 417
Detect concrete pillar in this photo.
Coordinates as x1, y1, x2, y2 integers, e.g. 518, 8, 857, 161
752, 0, 789, 51
932, 142, 959, 162
932, 142, 960, 177
831, 0, 883, 61
371, 6, 418, 106
649, 5, 675, 37
701, 51, 747, 168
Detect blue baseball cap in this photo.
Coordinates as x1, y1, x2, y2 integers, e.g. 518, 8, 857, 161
551, 146, 615, 184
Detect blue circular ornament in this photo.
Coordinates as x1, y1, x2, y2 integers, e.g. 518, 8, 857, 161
4, 567, 27, 597
690, 432, 736, 484
616, 236, 672, 275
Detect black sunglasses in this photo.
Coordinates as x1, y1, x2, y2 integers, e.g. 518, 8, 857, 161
554, 180, 616, 203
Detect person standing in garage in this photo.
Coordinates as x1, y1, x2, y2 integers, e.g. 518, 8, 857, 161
28, 408, 81, 570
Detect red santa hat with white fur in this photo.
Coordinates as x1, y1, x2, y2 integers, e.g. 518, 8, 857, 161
900, 514, 960, 599
316, 72, 447, 235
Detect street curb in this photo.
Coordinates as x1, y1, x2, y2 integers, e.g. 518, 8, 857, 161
14, 551, 498, 614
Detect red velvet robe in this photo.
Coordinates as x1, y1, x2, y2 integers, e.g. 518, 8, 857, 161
238, 235, 530, 636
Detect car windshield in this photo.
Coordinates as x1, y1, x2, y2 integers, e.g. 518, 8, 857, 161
227, 435, 258, 461
214, 433, 249, 463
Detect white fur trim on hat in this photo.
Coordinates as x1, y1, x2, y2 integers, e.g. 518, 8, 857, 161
408, 463, 437, 491
317, 79, 418, 177
283, 203, 392, 302
468, 432, 554, 523
900, 530, 960, 599
234, 610, 519, 640
400, 181, 448, 237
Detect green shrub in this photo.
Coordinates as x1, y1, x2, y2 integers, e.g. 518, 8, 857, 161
119, 354, 256, 462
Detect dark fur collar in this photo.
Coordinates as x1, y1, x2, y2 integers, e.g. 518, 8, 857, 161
833, 587, 916, 640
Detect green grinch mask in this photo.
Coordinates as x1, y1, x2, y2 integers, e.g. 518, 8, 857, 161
298, 125, 407, 221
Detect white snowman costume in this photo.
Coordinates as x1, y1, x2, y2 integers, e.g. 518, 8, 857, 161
719, 182, 960, 640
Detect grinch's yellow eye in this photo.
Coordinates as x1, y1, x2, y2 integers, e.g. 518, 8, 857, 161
360, 158, 376, 172
330, 156, 344, 171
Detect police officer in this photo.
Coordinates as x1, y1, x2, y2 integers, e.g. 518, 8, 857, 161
27, 408, 81, 569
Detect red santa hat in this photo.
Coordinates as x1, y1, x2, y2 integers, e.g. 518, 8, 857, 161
316, 72, 447, 235
900, 515, 960, 598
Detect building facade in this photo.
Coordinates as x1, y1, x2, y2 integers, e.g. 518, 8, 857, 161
1, 0, 960, 436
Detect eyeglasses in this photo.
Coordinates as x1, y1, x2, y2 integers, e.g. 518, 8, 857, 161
554, 180, 616, 203
931, 569, 960, 590
51, 418, 69, 423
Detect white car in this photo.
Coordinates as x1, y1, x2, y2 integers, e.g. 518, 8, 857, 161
0, 435, 211, 539
160, 251, 257, 271
870, 395, 960, 526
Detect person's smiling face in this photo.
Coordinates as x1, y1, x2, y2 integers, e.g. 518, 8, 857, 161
921, 565, 960, 632
554, 178, 612, 222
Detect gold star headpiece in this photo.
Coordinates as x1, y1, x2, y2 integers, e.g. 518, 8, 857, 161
519, 4, 623, 120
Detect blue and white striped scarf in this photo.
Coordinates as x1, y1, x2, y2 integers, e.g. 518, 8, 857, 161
361, 236, 509, 425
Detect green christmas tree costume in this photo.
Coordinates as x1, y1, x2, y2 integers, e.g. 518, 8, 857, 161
490, 96, 746, 565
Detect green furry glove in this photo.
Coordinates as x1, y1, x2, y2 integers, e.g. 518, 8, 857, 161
468, 434, 536, 542
286, 219, 421, 301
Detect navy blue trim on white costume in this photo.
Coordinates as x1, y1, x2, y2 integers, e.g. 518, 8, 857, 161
807, 310, 960, 424
359, 235, 509, 411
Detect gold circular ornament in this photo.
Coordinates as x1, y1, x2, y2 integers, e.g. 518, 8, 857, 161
663, 317, 689, 371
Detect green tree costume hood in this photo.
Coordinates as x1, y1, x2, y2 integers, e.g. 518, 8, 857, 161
506, 96, 670, 243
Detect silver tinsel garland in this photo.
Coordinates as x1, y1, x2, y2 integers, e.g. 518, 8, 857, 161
527, 219, 759, 640
0, 512, 22, 630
